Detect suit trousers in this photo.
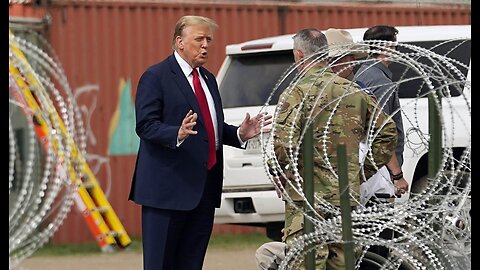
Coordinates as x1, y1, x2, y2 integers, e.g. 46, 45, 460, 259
141, 170, 217, 270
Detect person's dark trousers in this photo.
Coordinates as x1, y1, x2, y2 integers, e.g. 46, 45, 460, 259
141, 170, 217, 270
365, 195, 396, 258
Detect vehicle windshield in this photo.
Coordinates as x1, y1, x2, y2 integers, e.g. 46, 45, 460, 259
220, 51, 294, 108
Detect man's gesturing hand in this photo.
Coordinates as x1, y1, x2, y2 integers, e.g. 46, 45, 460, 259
238, 112, 273, 142
178, 110, 198, 141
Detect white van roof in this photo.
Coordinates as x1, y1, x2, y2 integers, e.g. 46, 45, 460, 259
226, 25, 471, 55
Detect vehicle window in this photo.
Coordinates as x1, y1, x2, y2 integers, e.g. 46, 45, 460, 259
220, 51, 294, 108
392, 39, 471, 98
220, 38, 470, 107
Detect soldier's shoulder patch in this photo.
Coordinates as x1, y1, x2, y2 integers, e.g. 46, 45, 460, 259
363, 88, 374, 97
355, 80, 374, 96
359, 87, 378, 102
279, 101, 290, 114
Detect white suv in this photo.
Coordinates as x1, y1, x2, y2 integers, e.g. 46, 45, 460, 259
214, 25, 471, 240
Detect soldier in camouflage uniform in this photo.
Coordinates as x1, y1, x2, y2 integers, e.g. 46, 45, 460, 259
272, 28, 398, 270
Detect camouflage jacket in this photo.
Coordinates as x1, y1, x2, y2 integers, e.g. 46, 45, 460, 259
273, 66, 397, 240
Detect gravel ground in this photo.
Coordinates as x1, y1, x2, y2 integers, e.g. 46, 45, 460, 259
17, 246, 258, 270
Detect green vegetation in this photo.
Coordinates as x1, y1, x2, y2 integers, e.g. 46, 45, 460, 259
32, 238, 142, 257
209, 232, 271, 249
32, 232, 271, 257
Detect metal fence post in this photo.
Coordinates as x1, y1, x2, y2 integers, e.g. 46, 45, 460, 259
428, 93, 442, 179
303, 125, 315, 270
337, 143, 355, 270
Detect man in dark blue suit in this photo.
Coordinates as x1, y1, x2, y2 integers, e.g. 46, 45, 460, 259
129, 15, 272, 270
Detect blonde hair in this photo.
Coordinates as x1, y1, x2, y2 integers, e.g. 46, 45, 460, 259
172, 15, 218, 50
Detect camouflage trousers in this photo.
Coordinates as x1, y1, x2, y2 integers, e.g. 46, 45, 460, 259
285, 230, 350, 270
282, 202, 361, 269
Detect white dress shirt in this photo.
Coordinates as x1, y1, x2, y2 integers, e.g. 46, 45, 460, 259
174, 51, 219, 148
174, 51, 246, 148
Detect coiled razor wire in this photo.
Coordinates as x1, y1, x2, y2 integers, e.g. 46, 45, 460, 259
258, 39, 470, 269
9, 31, 89, 268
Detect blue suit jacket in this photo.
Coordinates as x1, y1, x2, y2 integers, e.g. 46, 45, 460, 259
129, 54, 242, 211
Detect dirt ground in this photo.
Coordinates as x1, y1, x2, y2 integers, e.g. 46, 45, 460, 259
17, 246, 258, 270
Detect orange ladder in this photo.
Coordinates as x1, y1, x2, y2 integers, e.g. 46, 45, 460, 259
9, 29, 131, 252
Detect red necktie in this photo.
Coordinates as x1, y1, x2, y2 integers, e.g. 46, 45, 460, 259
192, 68, 217, 170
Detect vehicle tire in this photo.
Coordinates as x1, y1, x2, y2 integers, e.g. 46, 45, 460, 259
410, 170, 470, 195
359, 251, 415, 270
410, 174, 428, 195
